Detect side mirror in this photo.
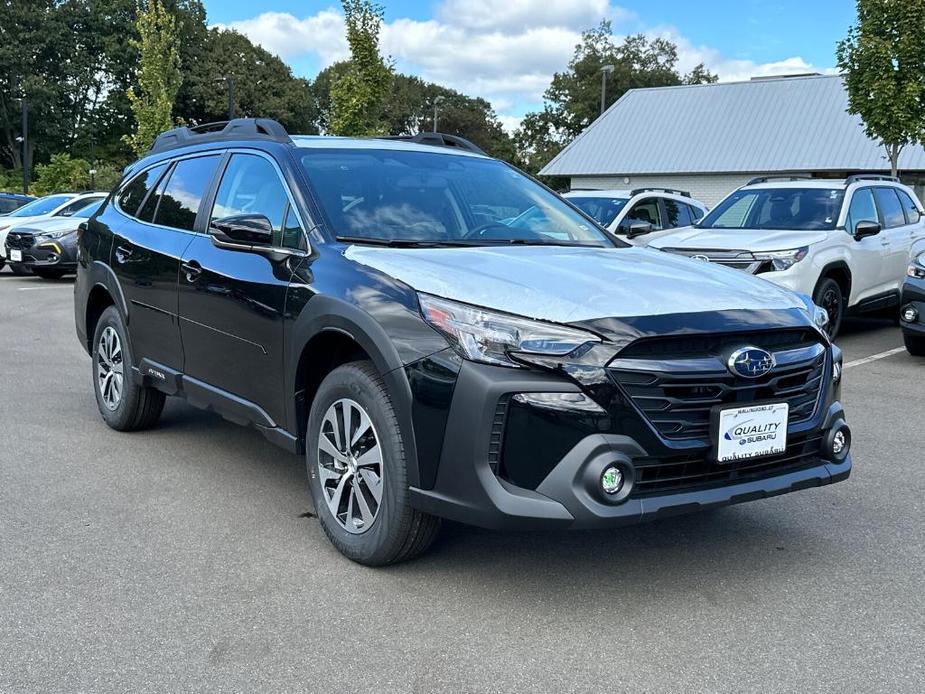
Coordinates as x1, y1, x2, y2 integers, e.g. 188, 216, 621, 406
209, 214, 274, 248
854, 220, 881, 240
627, 221, 654, 238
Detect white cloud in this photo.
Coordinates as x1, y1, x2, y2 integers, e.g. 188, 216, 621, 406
216, 1, 834, 130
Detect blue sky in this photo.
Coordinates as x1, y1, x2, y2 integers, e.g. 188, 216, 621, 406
204, 0, 855, 128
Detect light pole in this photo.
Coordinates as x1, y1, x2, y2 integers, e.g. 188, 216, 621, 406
432, 95, 446, 132
16, 97, 29, 195
600, 64, 615, 116
216, 76, 234, 120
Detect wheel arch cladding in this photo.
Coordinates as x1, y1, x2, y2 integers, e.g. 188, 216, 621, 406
288, 295, 428, 488
85, 284, 116, 353
818, 262, 851, 299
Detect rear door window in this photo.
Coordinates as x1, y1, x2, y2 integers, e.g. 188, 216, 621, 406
872, 187, 906, 228
896, 189, 921, 224
118, 164, 168, 217
152, 155, 222, 232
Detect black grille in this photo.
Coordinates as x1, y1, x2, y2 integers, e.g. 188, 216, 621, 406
618, 329, 818, 359
632, 434, 824, 497
609, 334, 827, 442
5, 232, 35, 250
487, 396, 509, 474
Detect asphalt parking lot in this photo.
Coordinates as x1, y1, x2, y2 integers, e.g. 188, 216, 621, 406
1, 269, 923, 693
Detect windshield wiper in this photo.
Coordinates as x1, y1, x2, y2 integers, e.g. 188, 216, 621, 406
336, 236, 480, 248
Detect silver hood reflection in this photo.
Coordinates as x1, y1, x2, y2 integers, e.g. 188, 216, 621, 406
344, 245, 806, 323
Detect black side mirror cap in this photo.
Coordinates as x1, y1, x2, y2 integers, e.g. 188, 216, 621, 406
210, 214, 274, 247
854, 220, 881, 240
627, 221, 654, 238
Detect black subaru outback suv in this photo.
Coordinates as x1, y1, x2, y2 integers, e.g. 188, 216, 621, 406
75, 119, 852, 565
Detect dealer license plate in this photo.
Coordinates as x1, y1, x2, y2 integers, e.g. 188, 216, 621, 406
10, 249, 22, 262
716, 403, 789, 463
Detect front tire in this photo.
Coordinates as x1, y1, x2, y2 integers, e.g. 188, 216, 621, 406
905, 332, 925, 356
306, 360, 440, 566
813, 277, 844, 338
92, 306, 165, 431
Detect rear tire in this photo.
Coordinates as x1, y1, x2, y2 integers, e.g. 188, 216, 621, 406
905, 332, 925, 356
306, 360, 440, 566
92, 306, 166, 431
813, 277, 844, 339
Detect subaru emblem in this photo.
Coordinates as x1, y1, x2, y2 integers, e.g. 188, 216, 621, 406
727, 347, 776, 379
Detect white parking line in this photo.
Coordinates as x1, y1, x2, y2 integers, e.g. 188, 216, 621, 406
17, 285, 72, 291
844, 346, 907, 369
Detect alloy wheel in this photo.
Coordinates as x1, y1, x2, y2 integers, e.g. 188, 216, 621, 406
317, 398, 384, 534
820, 286, 841, 336
96, 326, 124, 410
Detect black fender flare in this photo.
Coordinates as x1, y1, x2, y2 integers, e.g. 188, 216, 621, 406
287, 294, 421, 487
78, 260, 131, 353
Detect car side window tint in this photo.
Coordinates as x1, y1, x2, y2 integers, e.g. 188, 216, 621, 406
118, 164, 167, 217
211, 154, 288, 246
0, 198, 18, 213
624, 197, 662, 231
846, 187, 878, 233
137, 164, 172, 222
897, 189, 921, 224
663, 199, 692, 228
152, 155, 221, 232
282, 206, 307, 251
689, 204, 705, 222
872, 187, 905, 228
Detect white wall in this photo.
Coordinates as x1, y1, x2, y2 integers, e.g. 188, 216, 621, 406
569, 173, 764, 207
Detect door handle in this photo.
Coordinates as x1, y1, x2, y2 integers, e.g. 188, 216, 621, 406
115, 245, 134, 263
181, 260, 202, 283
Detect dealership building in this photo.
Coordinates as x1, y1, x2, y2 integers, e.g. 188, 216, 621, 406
540, 73, 925, 206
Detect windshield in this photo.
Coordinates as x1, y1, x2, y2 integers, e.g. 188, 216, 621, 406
567, 196, 629, 227
698, 188, 844, 231
299, 149, 616, 247
73, 200, 104, 218
8, 194, 74, 217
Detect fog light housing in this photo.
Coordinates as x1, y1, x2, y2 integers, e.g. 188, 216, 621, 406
902, 305, 919, 323
824, 422, 851, 463
601, 465, 624, 494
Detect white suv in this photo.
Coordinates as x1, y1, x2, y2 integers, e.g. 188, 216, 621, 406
564, 188, 708, 245
649, 176, 925, 337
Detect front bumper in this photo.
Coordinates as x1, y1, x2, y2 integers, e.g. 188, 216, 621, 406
4, 236, 77, 269
409, 345, 849, 531
901, 276, 925, 336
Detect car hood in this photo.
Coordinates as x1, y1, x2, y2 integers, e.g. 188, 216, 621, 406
0, 214, 50, 233
11, 217, 79, 235
648, 226, 829, 252
344, 245, 806, 322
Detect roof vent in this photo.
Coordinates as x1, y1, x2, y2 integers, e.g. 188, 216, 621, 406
750, 73, 822, 81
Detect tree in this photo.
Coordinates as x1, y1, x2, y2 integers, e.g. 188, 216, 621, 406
515, 23, 717, 176
836, 0, 925, 177
124, 0, 183, 156
176, 28, 317, 134
328, 0, 393, 136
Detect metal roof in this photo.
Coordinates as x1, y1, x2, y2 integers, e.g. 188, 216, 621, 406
540, 74, 925, 176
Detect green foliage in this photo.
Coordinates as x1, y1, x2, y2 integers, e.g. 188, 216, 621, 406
30, 154, 123, 195
0, 167, 24, 192
328, 0, 393, 136
514, 23, 717, 176
177, 28, 318, 133
124, 0, 183, 156
836, 0, 925, 176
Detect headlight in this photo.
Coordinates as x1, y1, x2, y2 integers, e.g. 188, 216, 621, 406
909, 252, 925, 279
418, 293, 600, 368
41, 229, 75, 240
812, 304, 829, 329
755, 247, 809, 272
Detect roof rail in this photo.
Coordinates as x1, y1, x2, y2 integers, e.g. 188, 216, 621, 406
148, 118, 292, 155
630, 187, 691, 198
844, 174, 900, 185
746, 175, 813, 186
377, 132, 487, 155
